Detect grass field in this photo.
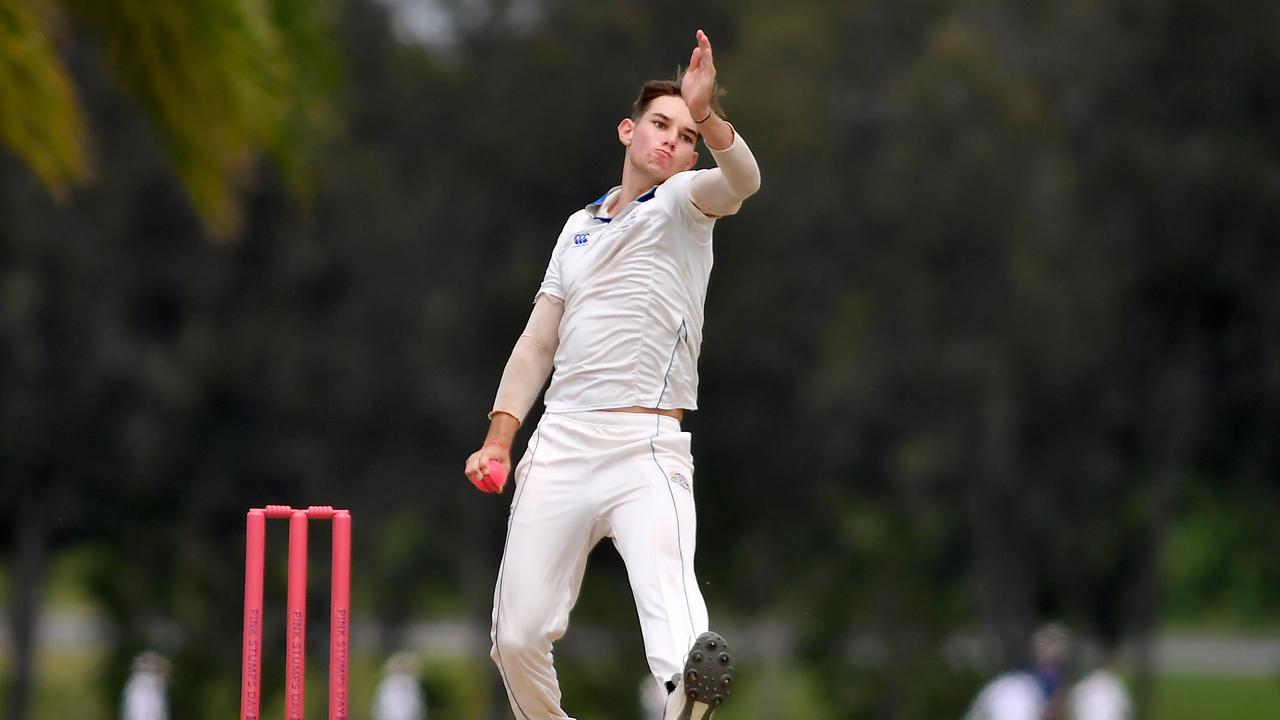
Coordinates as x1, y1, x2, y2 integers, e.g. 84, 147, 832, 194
1149, 673, 1280, 719
2, 648, 1278, 719
0, 650, 105, 720
0, 650, 396, 720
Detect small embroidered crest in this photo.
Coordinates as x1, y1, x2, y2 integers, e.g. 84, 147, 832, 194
670, 472, 691, 492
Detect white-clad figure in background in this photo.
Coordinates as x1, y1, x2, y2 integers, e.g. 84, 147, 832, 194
372, 651, 427, 720
1067, 668, 1132, 720
963, 672, 1046, 720
965, 624, 1072, 720
120, 650, 169, 720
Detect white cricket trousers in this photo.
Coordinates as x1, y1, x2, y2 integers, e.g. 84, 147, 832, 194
490, 410, 709, 720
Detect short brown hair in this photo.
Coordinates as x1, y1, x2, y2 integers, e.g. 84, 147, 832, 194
630, 71, 725, 122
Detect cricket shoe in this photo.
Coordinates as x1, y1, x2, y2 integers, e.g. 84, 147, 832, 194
663, 631, 734, 720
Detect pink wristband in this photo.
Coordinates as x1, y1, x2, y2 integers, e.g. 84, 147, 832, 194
483, 441, 508, 451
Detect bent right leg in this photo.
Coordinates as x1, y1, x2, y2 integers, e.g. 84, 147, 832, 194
490, 422, 601, 720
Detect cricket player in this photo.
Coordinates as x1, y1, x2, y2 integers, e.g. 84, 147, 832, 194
963, 672, 1047, 720
1067, 668, 1132, 720
372, 652, 428, 720
463, 29, 760, 720
121, 651, 170, 720
964, 624, 1072, 720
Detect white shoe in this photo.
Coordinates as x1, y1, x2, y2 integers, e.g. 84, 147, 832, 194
663, 631, 734, 720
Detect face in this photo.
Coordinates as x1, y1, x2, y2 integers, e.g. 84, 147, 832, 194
618, 94, 699, 183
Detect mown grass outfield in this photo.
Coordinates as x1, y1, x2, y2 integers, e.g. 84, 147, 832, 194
1, 649, 1278, 719
1147, 673, 1280, 719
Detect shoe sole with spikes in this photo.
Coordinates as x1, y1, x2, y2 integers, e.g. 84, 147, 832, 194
674, 631, 734, 720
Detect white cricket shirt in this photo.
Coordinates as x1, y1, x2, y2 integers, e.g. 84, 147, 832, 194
537, 169, 716, 412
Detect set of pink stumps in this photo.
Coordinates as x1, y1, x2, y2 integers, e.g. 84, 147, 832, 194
240, 505, 351, 720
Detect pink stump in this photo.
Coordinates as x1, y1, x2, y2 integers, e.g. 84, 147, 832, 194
241, 510, 266, 720
329, 511, 351, 720
286, 510, 309, 720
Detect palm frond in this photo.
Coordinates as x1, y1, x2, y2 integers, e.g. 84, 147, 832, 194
0, 0, 91, 198
67, 0, 338, 239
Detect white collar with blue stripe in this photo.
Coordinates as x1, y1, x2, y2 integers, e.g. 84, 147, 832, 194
585, 185, 659, 222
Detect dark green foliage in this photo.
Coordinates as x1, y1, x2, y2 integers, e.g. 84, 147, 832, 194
2, 0, 1278, 718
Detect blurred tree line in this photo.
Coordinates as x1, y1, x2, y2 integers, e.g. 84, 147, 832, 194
2, 0, 1278, 718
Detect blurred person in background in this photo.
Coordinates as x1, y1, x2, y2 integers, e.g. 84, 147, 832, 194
963, 672, 1046, 720
963, 624, 1071, 720
372, 651, 427, 720
1031, 623, 1071, 718
1067, 664, 1132, 720
120, 650, 169, 720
